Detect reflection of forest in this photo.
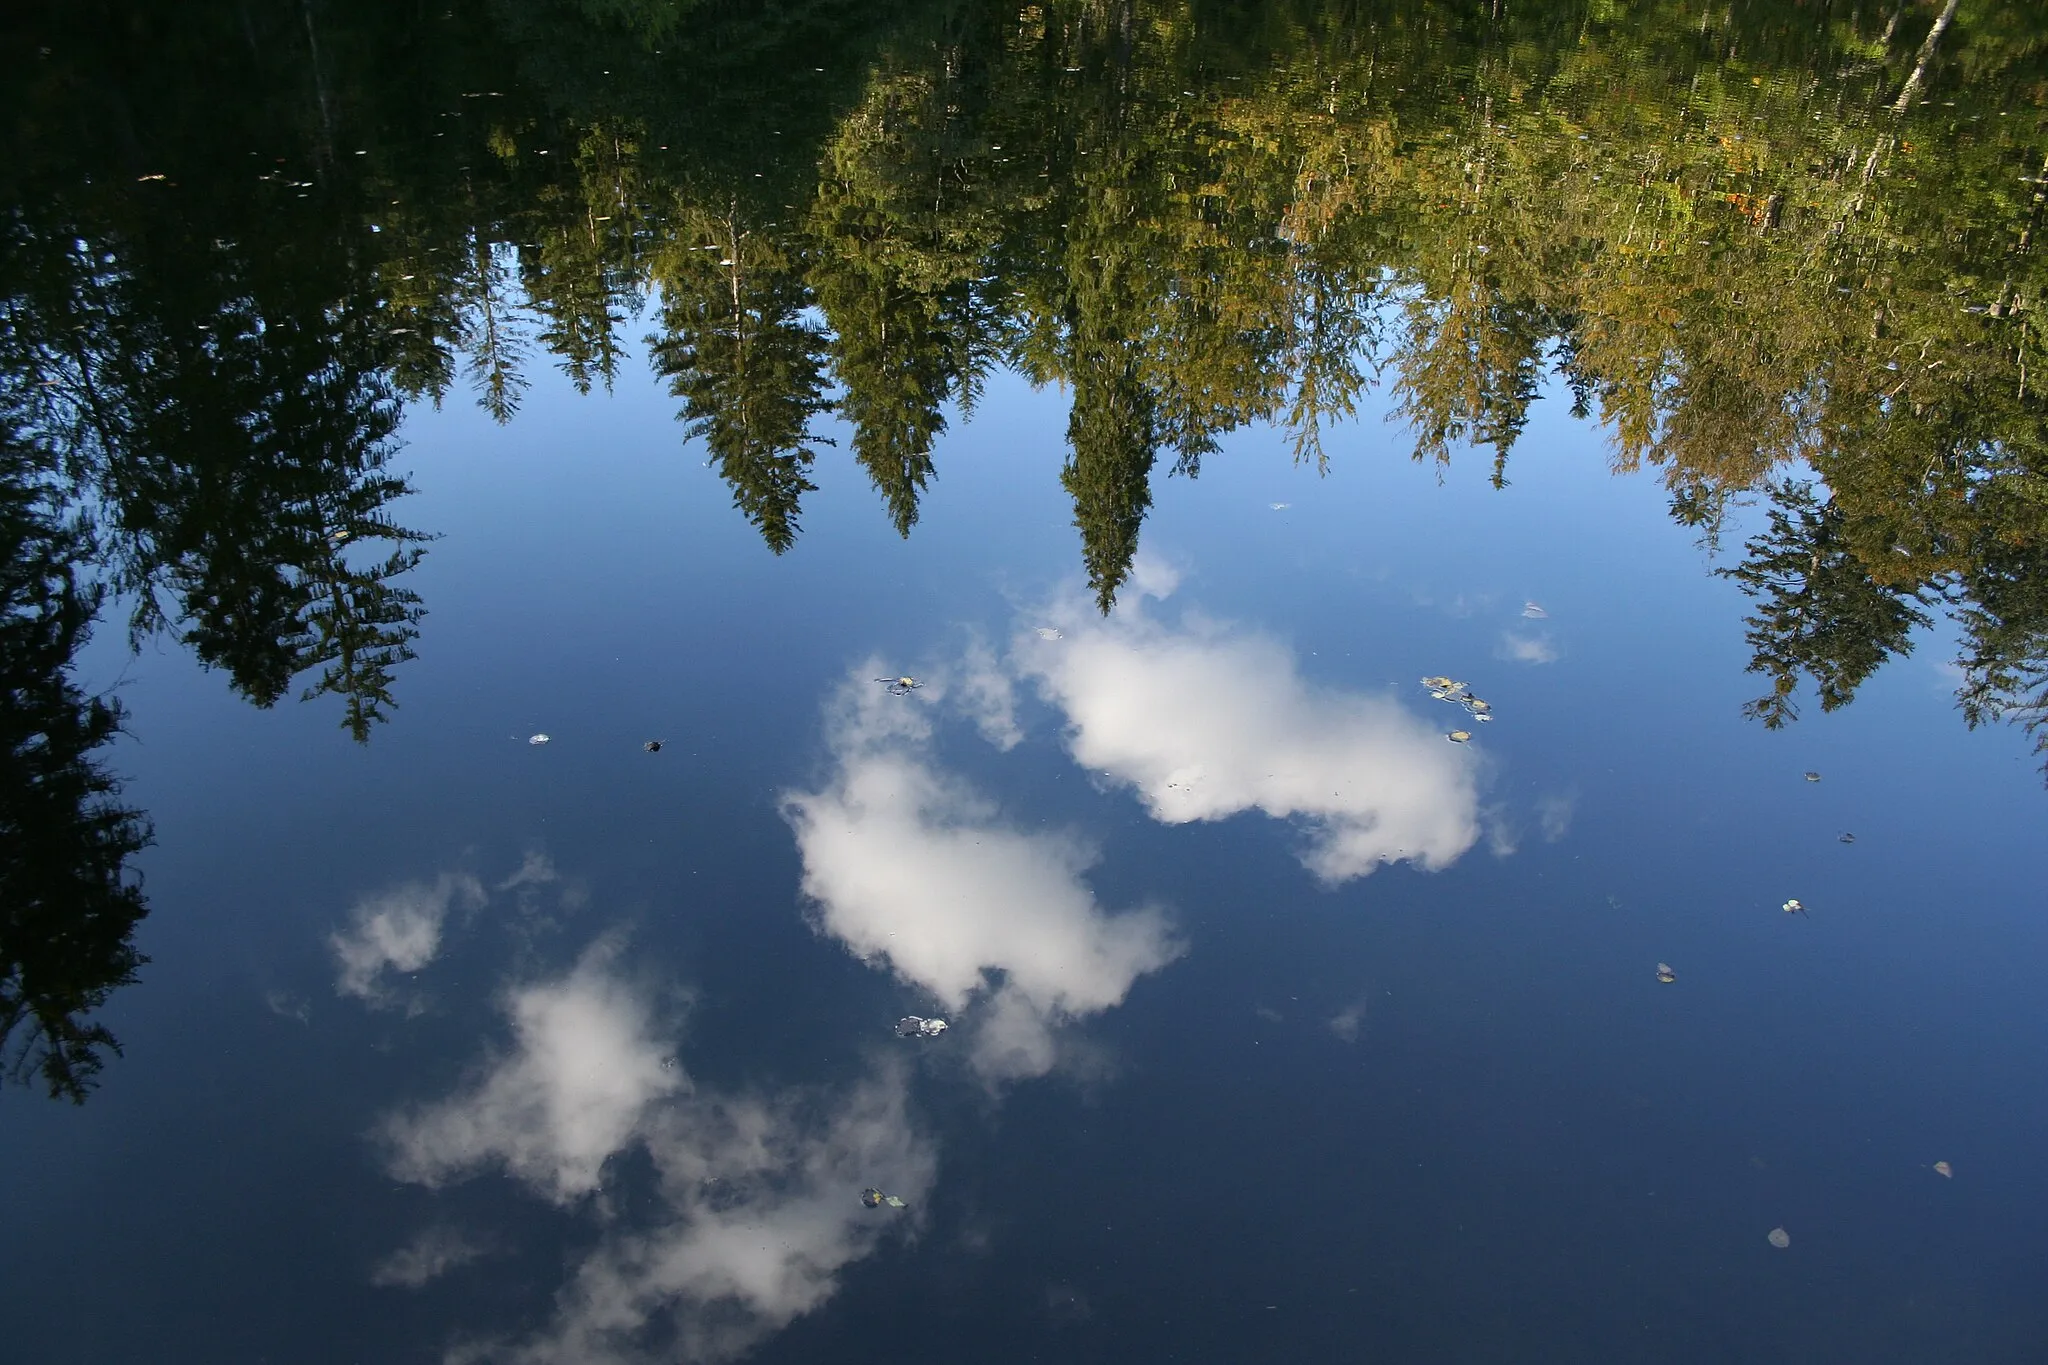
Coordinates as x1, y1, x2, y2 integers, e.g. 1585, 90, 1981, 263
3, 0, 2046, 1091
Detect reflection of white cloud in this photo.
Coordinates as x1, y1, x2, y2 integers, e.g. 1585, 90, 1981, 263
1536, 792, 1576, 843
331, 873, 486, 1003
381, 940, 680, 1202
382, 946, 934, 1365
1015, 592, 1479, 883
497, 851, 558, 892
782, 669, 1182, 1082
372, 1225, 491, 1289
955, 631, 1022, 751
1327, 999, 1367, 1043
1498, 631, 1558, 665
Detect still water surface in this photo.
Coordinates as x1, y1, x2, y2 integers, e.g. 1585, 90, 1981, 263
3, 2, 2047, 1362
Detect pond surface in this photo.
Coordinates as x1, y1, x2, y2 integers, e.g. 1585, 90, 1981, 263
4, 2, 2048, 1362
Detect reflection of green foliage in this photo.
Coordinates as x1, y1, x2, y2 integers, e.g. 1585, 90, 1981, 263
7, 0, 2048, 767
0, 422, 151, 1104
649, 207, 832, 553
1718, 482, 1934, 727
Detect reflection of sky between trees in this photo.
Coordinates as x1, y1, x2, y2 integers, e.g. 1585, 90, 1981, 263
325, 578, 1500, 1359
8, 0, 2044, 761
8, 0, 2048, 1123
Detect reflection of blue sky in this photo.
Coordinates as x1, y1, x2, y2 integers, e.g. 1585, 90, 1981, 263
375, 937, 934, 1365
14, 367, 2048, 1365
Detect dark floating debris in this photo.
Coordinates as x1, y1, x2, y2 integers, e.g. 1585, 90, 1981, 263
876, 675, 924, 696
644, 740, 664, 753
895, 1015, 948, 1039
861, 1188, 907, 1209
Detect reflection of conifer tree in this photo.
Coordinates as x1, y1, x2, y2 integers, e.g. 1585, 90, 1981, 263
455, 235, 533, 423
1719, 481, 1933, 727
808, 65, 1007, 537
0, 425, 151, 1104
523, 124, 648, 394
649, 209, 831, 553
1062, 255, 1158, 613
1954, 530, 2048, 772
814, 269, 954, 537
1391, 281, 1549, 481
10, 236, 432, 739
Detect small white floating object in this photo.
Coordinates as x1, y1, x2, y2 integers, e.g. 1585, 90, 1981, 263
1035, 627, 1063, 641
895, 1015, 948, 1038
1522, 601, 1548, 619
1766, 1227, 1791, 1249
528, 733, 551, 746
1446, 730, 1472, 743
1782, 898, 1804, 915
1269, 502, 1291, 510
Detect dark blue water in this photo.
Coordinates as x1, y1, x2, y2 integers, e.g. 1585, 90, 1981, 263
4, 340, 2043, 1363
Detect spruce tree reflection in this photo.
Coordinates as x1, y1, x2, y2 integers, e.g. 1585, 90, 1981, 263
649, 207, 832, 553
5, 0, 2048, 769
0, 425, 151, 1104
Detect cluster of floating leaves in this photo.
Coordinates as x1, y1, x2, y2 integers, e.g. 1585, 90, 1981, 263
1420, 676, 1492, 741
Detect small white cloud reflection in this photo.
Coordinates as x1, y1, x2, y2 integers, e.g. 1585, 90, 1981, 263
1014, 583, 1480, 883
1536, 791, 1577, 843
379, 943, 934, 1365
371, 1224, 492, 1289
497, 851, 558, 892
381, 939, 682, 1202
1326, 999, 1368, 1043
1498, 631, 1559, 665
955, 631, 1022, 751
330, 873, 486, 1005
782, 668, 1183, 1082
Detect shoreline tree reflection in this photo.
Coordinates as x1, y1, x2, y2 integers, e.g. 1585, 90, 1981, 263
2, 0, 2046, 1094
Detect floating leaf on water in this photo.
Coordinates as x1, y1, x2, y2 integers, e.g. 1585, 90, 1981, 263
1655, 962, 1676, 983
528, 733, 550, 746
1420, 676, 1456, 690
875, 676, 923, 695
1035, 627, 1063, 640
1837, 832, 1855, 844
1446, 730, 1472, 743
1782, 899, 1805, 915
1804, 772, 1821, 782
1767, 1227, 1791, 1249
1522, 601, 1548, 619
1269, 502, 1291, 510
1933, 1161, 1953, 1178
883, 1194, 907, 1208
